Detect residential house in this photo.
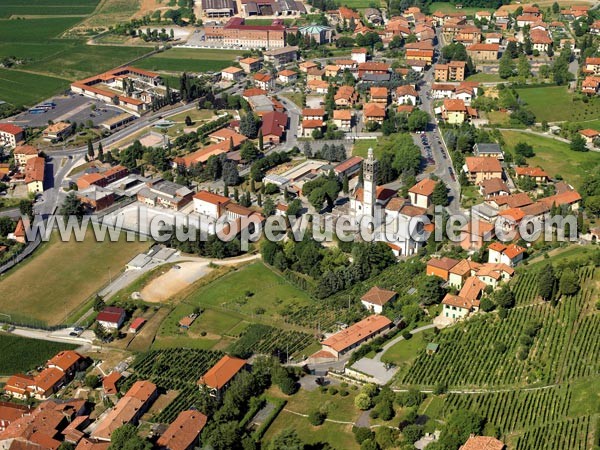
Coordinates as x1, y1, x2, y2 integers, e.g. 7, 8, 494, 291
325, 64, 341, 78
530, 29, 553, 53
306, 67, 325, 81
583, 57, 600, 75
370, 86, 388, 104
475, 10, 492, 21
333, 109, 353, 131
92, 381, 158, 441
357, 62, 390, 78
514, 166, 549, 183
473, 142, 503, 159
442, 293, 476, 320
405, 48, 434, 64
479, 178, 509, 197
278, 69, 297, 84
485, 33, 503, 44
47, 351, 87, 378
298, 61, 318, 73
238, 57, 262, 73
579, 128, 599, 145
408, 178, 436, 209
395, 85, 418, 105
13, 145, 39, 168
43, 121, 73, 141
221, 66, 244, 81
320, 315, 392, 358
467, 43, 499, 61
137, 178, 194, 210
582, 76, 600, 95
426, 256, 459, 281
463, 157, 503, 183
300, 119, 324, 137
516, 14, 539, 27
434, 61, 466, 81
461, 219, 495, 251
333, 156, 363, 178
487, 242, 525, 266
0, 123, 24, 148
96, 306, 126, 330
476, 263, 514, 288
442, 98, 468, 124
307, 79, 329, 94
260, 111, 287, 144
198, 355, 247, 398
335, 85, 359, 106
431, 83, 456, 99
25, 156, 45, 194
351, 48, 368, 64
102, 372, 121, 396
253, 73, 274, 90
460, 436, 505, 450
156, 410, 208, 450
363, 103, 386, 125
360, 286, 397, 314
263, 45, 298, 65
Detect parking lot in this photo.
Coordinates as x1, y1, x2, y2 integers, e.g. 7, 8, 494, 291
10, 94, 124, 128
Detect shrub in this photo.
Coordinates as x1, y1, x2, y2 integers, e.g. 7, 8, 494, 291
308, 409, 326, 426
353, 426, 375, 444
402, 331, 413, 340
340, 389, 349, 397
328, 387, 338, 395
355, 393, 374, 410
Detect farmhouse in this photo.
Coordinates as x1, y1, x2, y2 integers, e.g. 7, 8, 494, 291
488, 242, 525, 267
360, 286, 397, 314
102, 372, 122, 396
579, 128, 599, 145
514, 166, 549, 183
0, 123, 24, 148
442, 293, 476, 321
321, 315, 393, 358
47, 351, 86, 377
96, 306, 126, 330
198, 355, 248, 398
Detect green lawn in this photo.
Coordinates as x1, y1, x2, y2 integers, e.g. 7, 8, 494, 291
466, 72, 502, 82
381, 332, 427, 365
0, 333, 76, 376
577, 119, 600, 131
516, 86, 600, 123
0, 230, 149, 326
339, 0, 383, 8
352, 139, 379, 158
0, 17, 83, 42
135, 48, 243, 73
0, 68, 69, 107
500, 130, 600, 189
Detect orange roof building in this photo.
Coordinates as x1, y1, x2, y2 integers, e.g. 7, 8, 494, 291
321, 315, 393, 358
360, 286, 397, 313
156, 410, 208, 450
460, 436, 505, 450
102, 372, 122, 396
198, 355, 247, 396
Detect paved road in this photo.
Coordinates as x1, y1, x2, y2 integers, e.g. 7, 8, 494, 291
415, 26, 462, 214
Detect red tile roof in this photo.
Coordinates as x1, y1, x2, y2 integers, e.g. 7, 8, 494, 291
460, 436, 505, 450
96, 306, 125, 325
427, 256, 459, 271
24, 157, 44, 184
322, 315, 392, 352
129, 317, 146, 331
409, 178, 436, 196
156, 410, 207, 450
360, 286, 397, 306
198, 355, 247, 390
465, 157, 502, 173
0, 123, 24, 135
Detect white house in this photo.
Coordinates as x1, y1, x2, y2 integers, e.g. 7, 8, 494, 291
193, 191, 230, 219
96, 306, 126, 330
395, 85, 418, 105
408, 178, 436, 209
441, 294, 474, 321
360, 286, 397, 314
487, 242, 525, 267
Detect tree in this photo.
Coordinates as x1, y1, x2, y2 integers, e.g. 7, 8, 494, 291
286, 199, 302, 217
552, 1, 559, 13
360, 439, 378, 450
559, 268, 579, 296
517, 54, 531, 78
19, 199, 34, 219
499, 52, 515, 79
308, 409, 326, 426
258, 128, 264, 151
438, 409, 484, 449
402, 424, 424, 444
263, 197, 276, 216
494, 286, 515, 309
85, 374, 100, 388
355, 393, 373, 410
407, 109, 429, 132
342, 173, 349, 194
240, 141, 260, 162
108, 424, 152, 450
419, 276, 445, 305
60, 192, 85, 220
185, 115, 192, 126
570, 134, 588, 152
0, 217, 14, 237
268, 429, 304, 450
97, 142, 104, 161
538, 264, 556, 301
58, 443, 76, 450
431, 181, 449, 207
92, 295, 106, 312
514, 141, 535, 158
87, 140, 94, 159
240, 112, 259, 138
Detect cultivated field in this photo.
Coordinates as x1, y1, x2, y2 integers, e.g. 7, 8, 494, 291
0, 0, 99, 18
429, 2, 494, 15
70, 0, 141, 29
135, 48, 243, 73
500, 130, 600, 189
516, 86, 600, 123
0, 68, 69, 107
0, 333, 77, 375
0, 230, 148, 326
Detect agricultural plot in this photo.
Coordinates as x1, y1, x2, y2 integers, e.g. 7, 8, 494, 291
126, 348, 224, 423
398, 266, 598, 388
0, 17, 83, 42
512, 416, 594, 450
228, 323, 317, 360
0, 0, 99, 18
0, 230, 148, 327
501, 130, 600, 189
135, 48, 243, 73
516, 86, 600, 122
0, 334, 77, 375
0, 69, 69, 107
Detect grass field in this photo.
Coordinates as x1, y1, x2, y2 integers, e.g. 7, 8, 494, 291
516, 86, 600, 123
338, 0, 382, 8
0, 230, 148, 326
135, 48, 243, 73
0, 0, 99, 18
381, 332, 427, 365
466, 72, 502, 82
73, 0, 140, 29
0, 333, 76, 375
0, 17, 84, 42
352, 139, 379, 158
0, 68, 70, 107
263, 386, 360, 449
500, 130, 600, 189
